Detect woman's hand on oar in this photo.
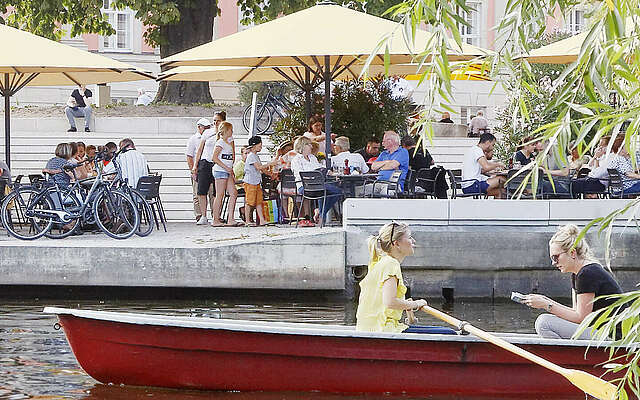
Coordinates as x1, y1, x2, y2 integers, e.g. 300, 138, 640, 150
418, 305, 617, 400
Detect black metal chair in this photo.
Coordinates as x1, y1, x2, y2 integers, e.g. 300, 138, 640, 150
279, 168, 302, 224
607, 169, 625, 198
369, 170, 402, 198
576, 167, 591, 179
136, 175, 167, 232
398, 169, 417, 198
415, 167, 441, 198
447, 169, 485, 198
297, 171, 342, 228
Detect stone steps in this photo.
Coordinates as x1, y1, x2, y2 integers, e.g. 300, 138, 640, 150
1, 117, 476, 221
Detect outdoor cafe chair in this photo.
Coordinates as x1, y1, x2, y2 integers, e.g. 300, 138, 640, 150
415, 167, 442, 199
279, 168, 302, 224
447, 169, 486, 199
398, 169, 417, 199
136, 175, 167, 232
607, 168, 626, 199
296, 170, 342, 228
369, 170, 402, 199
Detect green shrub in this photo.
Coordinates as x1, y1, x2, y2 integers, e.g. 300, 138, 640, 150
270, 75, 413, 153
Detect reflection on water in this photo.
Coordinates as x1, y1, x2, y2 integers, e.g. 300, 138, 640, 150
0, 299, 579, 400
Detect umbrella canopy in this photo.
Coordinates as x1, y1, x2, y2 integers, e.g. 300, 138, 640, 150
161, 2, 490, 161
523, 32, 587, 64
161, 3, 488, 71
0, 23, 154, 167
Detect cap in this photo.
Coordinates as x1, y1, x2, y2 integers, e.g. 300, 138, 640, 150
196, 118, 212, 127
248, 136, 262, 147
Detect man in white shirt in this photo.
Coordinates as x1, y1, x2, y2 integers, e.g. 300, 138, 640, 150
331, 136, 369, 173
186, 118, 216, 222
469, 110, 489, 136
116, 138, 148, 188
462, 133, 505, 198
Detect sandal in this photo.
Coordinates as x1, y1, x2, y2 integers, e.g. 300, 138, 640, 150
226, 221, 244, 227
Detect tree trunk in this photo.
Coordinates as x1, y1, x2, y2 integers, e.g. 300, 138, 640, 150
156, 0, 216, 104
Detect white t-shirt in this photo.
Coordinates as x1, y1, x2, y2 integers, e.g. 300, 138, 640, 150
469, 116, 488, 134
290, 153, 323, 189
117, 149, 148, 188
589, 153, 614, 181
331, 151, 369, 173
200, 131, 217, 162
185, 132, 201, 159
213, 138, 234, 172
303, 131, 327, 154
244, 152, 262, 185
462, 145, 488, 188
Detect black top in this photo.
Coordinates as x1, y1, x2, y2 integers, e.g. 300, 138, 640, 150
439, 118, 454, 123
571, 263, 623, 312
71, 88, 92, 108
514, 150, 534, 166
407, 146, 433, 171
357, 148, 377, 163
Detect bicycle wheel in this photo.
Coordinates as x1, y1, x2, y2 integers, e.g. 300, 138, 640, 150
242, 103, 273, 135
129, 189, 153, 237
1, 187, 54, 240
92, 189, 140, 239
45, 189, 82, 239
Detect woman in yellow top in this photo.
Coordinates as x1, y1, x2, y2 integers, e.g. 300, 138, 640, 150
356, 222, 455, 334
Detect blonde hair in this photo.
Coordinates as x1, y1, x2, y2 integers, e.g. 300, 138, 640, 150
217, 121, 233, 140
367, 222, 409, 264
549, 224, 597, 262
294, 136, 312, 153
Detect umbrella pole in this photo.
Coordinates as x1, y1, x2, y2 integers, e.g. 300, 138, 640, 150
3, 74, 9, 169
323, 56, 331, 167
305, 69, 311, 123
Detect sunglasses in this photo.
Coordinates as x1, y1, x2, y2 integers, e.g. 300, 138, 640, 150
550, 251, 567, 264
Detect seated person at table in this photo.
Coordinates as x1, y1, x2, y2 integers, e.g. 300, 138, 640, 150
357, 137, 381, 164
101, 142, 118, 175
291, 136, 341, 225
608, 141, 640, 194
461, 133, 505, 197
572, 136, 623, 196
402, 135, 448, 198
439, 112, 454, 124
43, 143, 74, 189
513, 136, 535, 166
331, 136, 369, 173
304, 115, 334, 156
366, 131, 409, 196
69, 142, 89, 180
537, 139, 570, 195
115, 138, 149, 188
587, 136, 611, 169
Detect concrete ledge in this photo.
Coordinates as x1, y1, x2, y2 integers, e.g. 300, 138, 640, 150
344, 199, 639, 227
0, 224, 346, 290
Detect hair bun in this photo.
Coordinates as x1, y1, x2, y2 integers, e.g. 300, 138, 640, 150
564, 224, 580, 237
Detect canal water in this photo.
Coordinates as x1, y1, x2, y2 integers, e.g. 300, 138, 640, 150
0, 299, 584, 400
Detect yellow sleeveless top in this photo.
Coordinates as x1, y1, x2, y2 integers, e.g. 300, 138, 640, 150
355, 255, 407, 333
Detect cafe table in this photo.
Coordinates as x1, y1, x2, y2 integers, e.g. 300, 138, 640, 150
330, 173, 378, 198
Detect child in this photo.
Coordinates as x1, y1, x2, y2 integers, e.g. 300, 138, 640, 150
243, 136, 280, 226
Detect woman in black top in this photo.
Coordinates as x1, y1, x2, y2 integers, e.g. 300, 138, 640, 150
513, 136, 536, 166
523, 224, 624, 339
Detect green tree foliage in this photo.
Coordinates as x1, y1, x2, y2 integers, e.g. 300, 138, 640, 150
269, 75, 412, 153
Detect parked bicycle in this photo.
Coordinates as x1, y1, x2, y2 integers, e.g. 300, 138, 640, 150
242, 85, 294, 135
1, 150, 140, 240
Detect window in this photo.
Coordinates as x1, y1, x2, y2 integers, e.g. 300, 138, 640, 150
101, 0, 133, 52
459, 2, 482, 47
567, 9, 585, 34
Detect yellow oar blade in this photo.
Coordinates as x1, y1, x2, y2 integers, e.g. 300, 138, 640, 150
562, 369, 617, 400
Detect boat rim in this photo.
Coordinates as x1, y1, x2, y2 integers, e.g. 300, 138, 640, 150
43, 306, 611, 348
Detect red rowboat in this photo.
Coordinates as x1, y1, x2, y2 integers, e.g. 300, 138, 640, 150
44, 307, 614, 397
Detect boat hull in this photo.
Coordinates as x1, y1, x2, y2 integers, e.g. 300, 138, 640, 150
52, 309, 613, 396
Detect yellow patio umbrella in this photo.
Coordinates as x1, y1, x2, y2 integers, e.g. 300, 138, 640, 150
406, 63, 491, 81
0, 23, 154, 167
160, 2, 490, 158
523, 32, 587, 64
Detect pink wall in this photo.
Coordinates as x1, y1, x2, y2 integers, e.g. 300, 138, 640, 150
486, 0, 495, 50
545, 6, 565, 33
141, 26, 155, 53
83, 34, 99, 51
217, 0, 239, 38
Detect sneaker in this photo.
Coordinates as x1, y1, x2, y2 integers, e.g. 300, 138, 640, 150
85, 127, 91, 132
67, 127, 77, 132
196, 216, 208, 225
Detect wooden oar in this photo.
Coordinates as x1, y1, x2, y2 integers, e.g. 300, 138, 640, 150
421, 305, 617, 400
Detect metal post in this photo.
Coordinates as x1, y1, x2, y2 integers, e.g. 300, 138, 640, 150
4, 74, 10, 169
305, 69, 311, 122
323, 55, 332, 167
248, 91, 258, 137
